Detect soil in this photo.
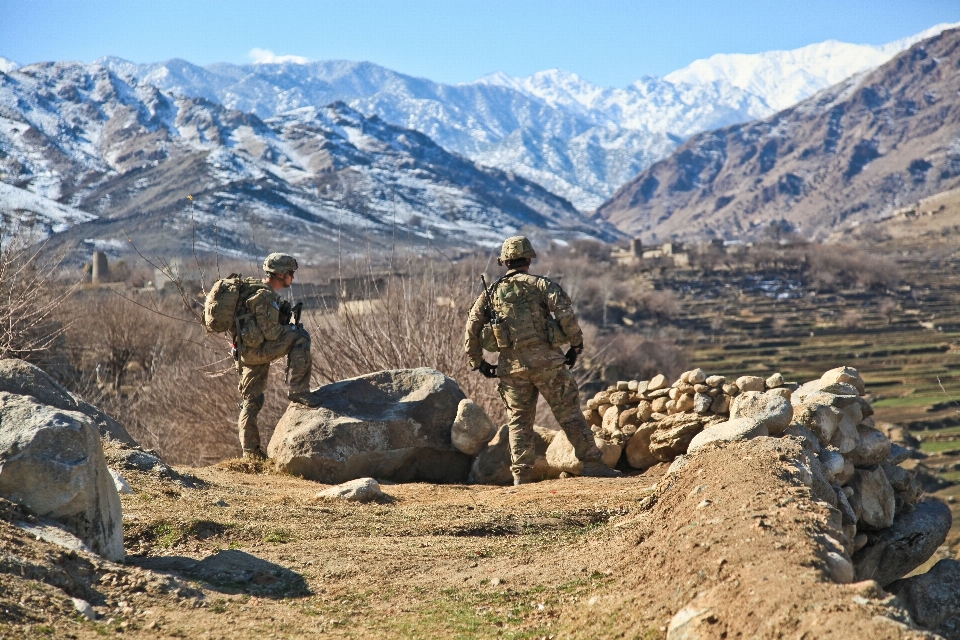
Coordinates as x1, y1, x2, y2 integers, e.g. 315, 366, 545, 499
0, 439, 940, 639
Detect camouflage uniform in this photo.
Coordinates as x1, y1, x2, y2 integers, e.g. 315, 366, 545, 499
235, 256, 312, 456
464, 268, 601, 481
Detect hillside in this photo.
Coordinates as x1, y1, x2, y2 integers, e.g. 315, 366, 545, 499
597, 28, 960, 242
0, 62, 617, 262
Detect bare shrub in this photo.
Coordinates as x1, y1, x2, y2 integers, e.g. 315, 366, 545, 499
805, 244, 899, 291
578, 323, 688, 384
308, 263, 505, 424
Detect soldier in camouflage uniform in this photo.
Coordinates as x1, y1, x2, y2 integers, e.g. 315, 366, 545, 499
236, 253, 317, 460
464, 236, 621, 484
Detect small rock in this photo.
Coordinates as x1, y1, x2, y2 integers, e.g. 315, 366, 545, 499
817, 448, 845, 484
825, 551, 855, 584
722, 383, 740, 396
710, 393, 730, 414
687, 417, 767, 453
821, 366, 866, 395
616, 381, 630, 391
705, 375, 725, 388
696, 499, 712, 509
675, 394, 695, 412
316, 478, 384, 503
765, 373, 785, 389
108, 468, 133, 495
887, 443, 911, 465
848, 467, 895, 530
767, 387, 792, 400
72, 597, 96, 621
688, 368, 706, 385
490, 577, 502, 586
451, 399, 498, 456
648, 374, 667, 391
736, 376, 766, 392
559, 472, 571, 479
625, 423, 659, 469
693, 393, 712, 414
846, 425, 891, 467
667, 455, 689, 475
627, 380, 639, 392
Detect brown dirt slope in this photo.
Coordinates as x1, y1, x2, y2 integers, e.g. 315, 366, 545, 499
597, 28, 960, 243
0, 438, 939, 639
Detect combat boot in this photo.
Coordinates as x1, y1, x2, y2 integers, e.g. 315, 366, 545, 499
512, 471, 536, 486
580, 462, 622, 478
288, 391, 321, 407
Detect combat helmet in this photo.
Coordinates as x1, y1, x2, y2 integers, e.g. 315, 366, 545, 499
498, 236, 537, 265
263, 252, 298, 276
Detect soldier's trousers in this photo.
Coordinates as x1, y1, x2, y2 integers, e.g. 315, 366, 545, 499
237, 326, 312, 453
498, 365, 601, 479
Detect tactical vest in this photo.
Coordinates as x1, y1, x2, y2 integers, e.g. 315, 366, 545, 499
491, 275, 551, 351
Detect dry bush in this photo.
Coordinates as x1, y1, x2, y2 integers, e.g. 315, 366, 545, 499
308, 261, 505, 424
804, 244, 899, 291
579, 324, 688, 384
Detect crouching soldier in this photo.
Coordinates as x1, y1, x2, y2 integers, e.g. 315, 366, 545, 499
235, 253, 317, 460
464, 236, 621, 484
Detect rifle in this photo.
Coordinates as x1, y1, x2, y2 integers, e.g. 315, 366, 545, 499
480, 274, 509, 349
292, 301, 303, 329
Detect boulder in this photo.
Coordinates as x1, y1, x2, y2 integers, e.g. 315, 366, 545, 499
268, 368, 472, 484
820, 366, 866, 395
648, 414, 705, 461
887, 559, 960, 637
317, 478, 384, 502
853, 499, 952, 586
846, 425, 891, 467
450, 399, 497, 456
625, 422, 659, 469
730, 392, 792, 434
0, 359, 135, 445
469, 425, 558, 485
736, 376, 765, 392
848, 467, 896, 530
0, 393, 124, 561
687, 418, 767, 453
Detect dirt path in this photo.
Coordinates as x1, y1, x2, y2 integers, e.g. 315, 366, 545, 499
0, 440, 941, 638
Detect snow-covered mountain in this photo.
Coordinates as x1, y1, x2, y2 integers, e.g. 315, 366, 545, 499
0, 61, 617, 263
0, 58, 18, 74
91, 22, 957, 211
665, 22, 960, 111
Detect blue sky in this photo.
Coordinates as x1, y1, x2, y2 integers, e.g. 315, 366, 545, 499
2, 0, 957, 86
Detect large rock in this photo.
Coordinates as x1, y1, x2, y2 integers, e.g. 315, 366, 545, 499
648, 414, 705, 461
853, 499, 952, 586
469, 425, 558, 485
687, 417, 767, 453
848, 467, 896, 530
450, 399, 497, 456
268, 368, 472, 484
887, 559, 960, 638
545, 430, 620, 473
729, 392, 792, 434
0, 393, 124, 561
625, 422, 659, 469
0, 359, 135, 444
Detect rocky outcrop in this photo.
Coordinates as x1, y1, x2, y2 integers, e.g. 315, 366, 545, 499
887, 559, 960, 638
268, 368, 472, 484
0, 358, 135, 444
0, 393, 124, 561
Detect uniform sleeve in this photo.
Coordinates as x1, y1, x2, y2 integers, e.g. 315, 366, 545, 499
463, 294, 489, 370
247, 289, 284, 341
543, 280, 583, 347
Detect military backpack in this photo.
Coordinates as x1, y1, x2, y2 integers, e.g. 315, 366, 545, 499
202, 274, 270, 336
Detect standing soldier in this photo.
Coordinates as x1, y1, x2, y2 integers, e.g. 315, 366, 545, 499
464, 236, 621, 484
236, 253, 317, 460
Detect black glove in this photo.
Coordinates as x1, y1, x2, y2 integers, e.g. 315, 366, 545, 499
278, 300, 293, 325
565, 344, 583, 368
478, 361, 498, 378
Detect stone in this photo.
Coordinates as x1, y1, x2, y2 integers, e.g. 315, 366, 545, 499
707, 387, 720, 397
651, 397, 669, 413
648, 414, 705, 461
710, 394, 730, 414
882, 464, 913, 492
616, 380, 630, 391
636, 381, 649, 395
836, 458, 855, 486
72, 598, 96, 621
648, 388, 670, 399
675, 394, 695, 412
618, 407, 639, 429
667, 595, 717, 639
767, 387, 792, 400
648, 374, 667, 391
269, 368, 471, 484
609, 391, 631, 406
835, 485, 857, 525
596, 438, 623, 468
792, 404, 841, 446
854, 499, 952, 586
469, 425, 558, 485
693, 384, 709, 394
668, 387, 680, 400
829, 403, 863, 455
627, 380, 639, 392
584, 409, 602, 427
821, 366, 866, 395
451, 399, 498, 456
546, 430, 621, 473
782, 423, 820, 453
688, 368, 706, 384
705, 375, 725, 388
625, 423, 659, 469
598, 403, 612, 418
667, 454, 690, 475
108, 468, 133, 495
0, 359, 135, 444
736, 376, 765, 392
817, 449, 845, 484
846, 425, 891, 468
0, 393, 124, 561
858, 397, 874, 418
887, 443, 910, 465
602, 405, 621, 433
848, 467, 896, 530
886, 559, 960, 636
317, 478, 384, 502
793, 381, 860, 405
825, 551, 855, 584
765, 372, 785, 389
722, 383, 739, 396
687, 418, 767, 453
636, 401, 653, 422
693, 393, 712, 414
729, 391, 792, 434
